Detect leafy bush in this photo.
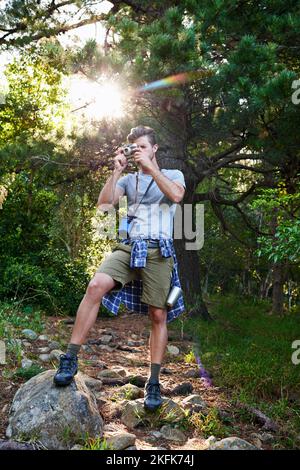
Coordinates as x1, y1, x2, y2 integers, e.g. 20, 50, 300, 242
0, 251, 89, 315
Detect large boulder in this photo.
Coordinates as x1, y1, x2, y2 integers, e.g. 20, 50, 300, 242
6, 370, 104, 450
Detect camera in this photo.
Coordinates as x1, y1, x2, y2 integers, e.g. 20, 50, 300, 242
122, 143, 138, 157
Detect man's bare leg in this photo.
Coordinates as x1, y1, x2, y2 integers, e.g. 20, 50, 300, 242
144, 306, 167, 410
149, 306, 168, 365
70, 273, 116, 345
54, 273, 116, 386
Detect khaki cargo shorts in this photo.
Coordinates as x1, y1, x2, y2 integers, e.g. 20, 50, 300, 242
96, 243, 174, 309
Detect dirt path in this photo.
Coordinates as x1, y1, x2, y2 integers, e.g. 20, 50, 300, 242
0, 312, 278, 450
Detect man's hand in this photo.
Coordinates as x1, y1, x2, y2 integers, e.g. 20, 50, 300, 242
114, 148, 128, 173
133, 153, 156, 173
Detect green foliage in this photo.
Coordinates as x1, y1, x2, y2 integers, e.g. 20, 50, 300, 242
251, 184, 300, 264
189, 408, 230, 438
172, 293, 300, 446
81, 436, 113, 451
14, 364, 45, 380
0, 301, 45, 336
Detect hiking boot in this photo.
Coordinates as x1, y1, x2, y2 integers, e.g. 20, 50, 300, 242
53, 353, 78, 386
144, 380, 163, 411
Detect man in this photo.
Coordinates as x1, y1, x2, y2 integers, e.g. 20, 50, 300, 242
53, 126, 186, 411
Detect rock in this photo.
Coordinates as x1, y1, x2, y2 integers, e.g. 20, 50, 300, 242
0, 439, 37, 450
250, 432, 274, 444
112, 384, 144, 401
131, 334, 139, 340
82, 375, 103, 392
126, 375, 147, 387
205, 436, 217, 446
38, 335, 48, 341
38, 354, 50, 363
252, 438, 263, 449
48, 341, 60, 351
97, 369, 124, 379
82, 345, 94, 353
98, 345, 113, 352
161, 368, 172, 375
71, 444, 83, 450
125, 446, 137, 450
182, 395, 208, 413
171, 383, 193, 396
38, 347, 50, 354
160, 425, 187, 443
21, 359, 33, 369
184, 369, 200, 379
6, 370, 104, 450
127, 340, 144, 347
111, 367, 127, 377
167, 345, 180, 356
49, 349, 65, 361
99, 335, 113, 345
105, 432, 136, 450
121, 398, 186, 429
260, 433, 275, 444
22, 342, 32, 348
22, 330, 38, 341
208, 437, 259, 450
150, 431, 162, 439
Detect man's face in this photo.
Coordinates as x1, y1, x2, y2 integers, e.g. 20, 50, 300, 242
133, 135, 158, 160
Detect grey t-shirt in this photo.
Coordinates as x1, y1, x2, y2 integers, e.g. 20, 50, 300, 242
116, 169, 186, 239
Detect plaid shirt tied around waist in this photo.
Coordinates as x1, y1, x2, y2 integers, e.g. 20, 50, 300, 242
101, 238, 185, 323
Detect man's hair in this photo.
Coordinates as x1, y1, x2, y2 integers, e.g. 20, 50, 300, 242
127, 126, 156, 146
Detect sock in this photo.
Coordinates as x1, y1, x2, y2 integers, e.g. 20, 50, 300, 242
149, 363, 161, 383
66, 343, 81, 358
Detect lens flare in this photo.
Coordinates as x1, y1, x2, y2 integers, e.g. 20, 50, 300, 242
193, 344, 213, 388
138, 69, 211, 93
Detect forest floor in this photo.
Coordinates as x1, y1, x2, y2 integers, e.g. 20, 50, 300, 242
1, 309, 295, 450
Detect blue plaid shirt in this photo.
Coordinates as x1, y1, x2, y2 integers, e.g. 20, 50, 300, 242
101, 238, 185, 322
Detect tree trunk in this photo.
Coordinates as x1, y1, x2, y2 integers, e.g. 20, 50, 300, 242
173, 185, 212, 321
271, 262, 285, 315
270, 210, 285, 315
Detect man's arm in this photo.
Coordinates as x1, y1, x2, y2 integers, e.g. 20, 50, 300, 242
96, 169, 125, 209
96, 149, 127, 209
149, 169, 185, 203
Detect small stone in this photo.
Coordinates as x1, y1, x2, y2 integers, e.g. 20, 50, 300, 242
48, 341, 60, 351
38, 335, 48, 341
160, 425, 187, 443
71, 445, 82, 450
184, 369, 200, 378
38, 347, 50, 354
82, 345, 94, 353
150, 431, 162, 439
21, 329, 38, 341
105, 432, 136, 450
167, 345, 180, 356
171, 383, 193, 395
49, 349, 65, 361
39, 354, 50, 362
22, 342, 32, 348
260, 433, 275, 444
82, 375, 103, 392
98, 370, 123, 379
161, 367, 172, 375
21, 359, 33, 369
99, 335, 113, 345
253, 438, 263, 449
131, 334, 139, 340
98, 345, 113, 352
208, 437, 259, 450
111, 367, 127, 377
